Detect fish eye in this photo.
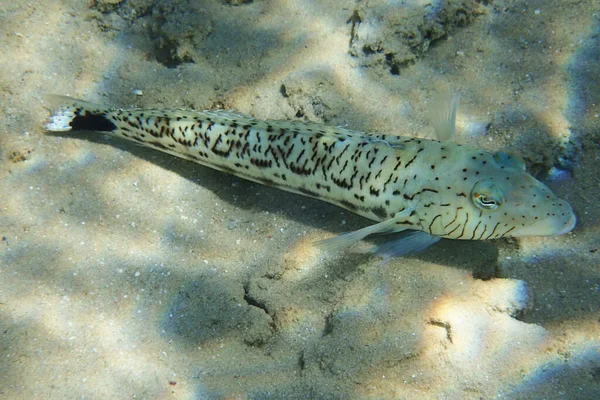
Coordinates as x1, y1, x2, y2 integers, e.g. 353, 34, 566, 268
473, 193, 501, 210
471, 181, 503, 211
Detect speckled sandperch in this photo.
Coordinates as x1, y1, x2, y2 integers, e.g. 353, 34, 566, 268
45, 94, 576, 257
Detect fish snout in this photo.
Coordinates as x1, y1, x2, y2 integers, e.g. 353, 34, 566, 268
510, 199, 576, 237
556, 205, 577, 235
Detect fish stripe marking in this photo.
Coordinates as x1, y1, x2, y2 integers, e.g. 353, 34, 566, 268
429, 214, 442, 235
470, 221, 482, 240
485, 222, 500, 240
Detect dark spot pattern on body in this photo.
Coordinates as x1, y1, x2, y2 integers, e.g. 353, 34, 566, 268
371, 207, 387, 219
149, 141, 169, 150
340, 200, 358, 211
298, 187, 319, 197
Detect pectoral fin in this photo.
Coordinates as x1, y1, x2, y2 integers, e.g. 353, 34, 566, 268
316, 208, 413, 253
371, 231, 441, 261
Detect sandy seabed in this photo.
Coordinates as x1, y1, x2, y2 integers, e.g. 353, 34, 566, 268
0, 0, 599, 399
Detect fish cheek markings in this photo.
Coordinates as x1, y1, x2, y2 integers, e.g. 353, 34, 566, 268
484, 222, 500, 240
444, 207, 464, 236
428, 214, 444, 235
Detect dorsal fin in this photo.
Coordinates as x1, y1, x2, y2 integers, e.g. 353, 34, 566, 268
428, 92, 460, 141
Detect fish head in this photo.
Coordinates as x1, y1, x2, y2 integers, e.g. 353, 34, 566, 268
470, 172, 576, 238
419, 93, 575, 240
420, 150, 576, 240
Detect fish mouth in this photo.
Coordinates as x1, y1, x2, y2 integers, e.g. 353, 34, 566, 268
556, 212, 577, 235
511, 206, 576, 237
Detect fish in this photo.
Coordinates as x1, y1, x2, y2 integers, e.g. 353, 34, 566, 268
45, 94, 576, 258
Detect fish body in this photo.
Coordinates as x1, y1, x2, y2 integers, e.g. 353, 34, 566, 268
46, 95, 576, 255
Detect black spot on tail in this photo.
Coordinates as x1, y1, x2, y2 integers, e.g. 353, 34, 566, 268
71, 111, 117, 132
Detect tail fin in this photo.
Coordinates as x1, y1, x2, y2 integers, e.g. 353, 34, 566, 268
45, 95, 117, 133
